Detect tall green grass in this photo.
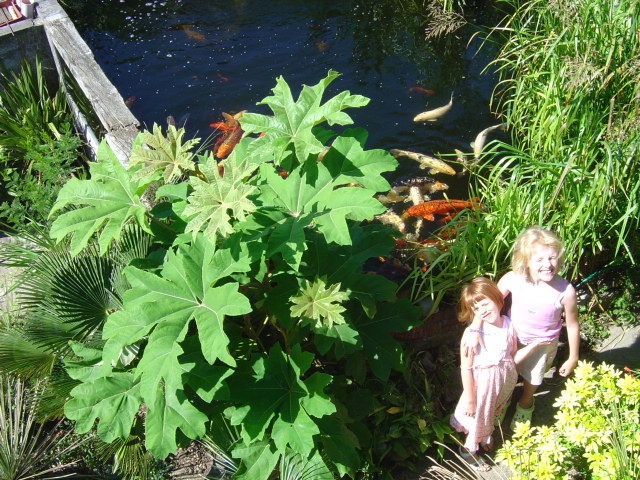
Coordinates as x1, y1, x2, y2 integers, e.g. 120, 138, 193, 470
412, 0, 640, 308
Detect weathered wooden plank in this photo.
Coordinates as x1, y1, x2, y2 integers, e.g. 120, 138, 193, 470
44, 17, 139, 132
105, 127, 138, 168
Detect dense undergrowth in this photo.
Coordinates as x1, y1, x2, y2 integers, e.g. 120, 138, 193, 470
0, 60, 85, 230
0, 0, 639, 478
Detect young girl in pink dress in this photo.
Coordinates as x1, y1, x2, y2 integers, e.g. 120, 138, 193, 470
463, 226, 580, 430
451, 277, 543, 471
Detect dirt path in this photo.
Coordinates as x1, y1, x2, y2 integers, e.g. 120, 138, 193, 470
415, 324, 640, 479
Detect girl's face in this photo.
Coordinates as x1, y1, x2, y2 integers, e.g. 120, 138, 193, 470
472, 296, 501, 326
528, 243, 559, 283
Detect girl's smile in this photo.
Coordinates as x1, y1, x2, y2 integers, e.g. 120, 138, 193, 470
528, 244, 559, 283
472, 297, 501, 326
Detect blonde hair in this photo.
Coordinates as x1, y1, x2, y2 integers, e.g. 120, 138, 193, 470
458, 277, 504, 324
512, 226, 565, 281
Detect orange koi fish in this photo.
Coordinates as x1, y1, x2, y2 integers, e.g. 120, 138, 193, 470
183, 26, 207, 42
124, 95, 136, 106
216, 72, 229, 82
210, 110, 246, 159
404, 198, 482, 221
408, 86, 436, 95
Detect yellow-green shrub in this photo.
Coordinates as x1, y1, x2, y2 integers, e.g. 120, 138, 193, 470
497, 361, 640, 479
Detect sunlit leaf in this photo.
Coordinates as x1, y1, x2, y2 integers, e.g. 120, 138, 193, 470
129, 124, 199, 183
240, 70, 369, 167
183, 155, 258, 241
290, 278, 348, 329
49, 141, 151, 256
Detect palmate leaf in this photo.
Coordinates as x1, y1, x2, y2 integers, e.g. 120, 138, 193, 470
229, 344, 335, 458
49, 141, 151, 256
129, 123, 199, 183
257, 153, 385, 265
351, 300, 422, 380
232, 440, 280, 480
91, 236, 251, 456
64, 372, 142, 443
322, 128, 397, 192
290, 278, 348, 329
239, 70, 369, 166
183, 154, 258, 241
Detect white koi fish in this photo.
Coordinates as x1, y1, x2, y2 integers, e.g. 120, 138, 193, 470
413, 93, 454, 122
389, 149, 456, 176
470, 123, 506, 159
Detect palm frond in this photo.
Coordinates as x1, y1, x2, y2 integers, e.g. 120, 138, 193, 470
279, 450, 334, 480
0, 375, 87, 480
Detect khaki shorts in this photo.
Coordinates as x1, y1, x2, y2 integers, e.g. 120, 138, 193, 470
516, 340, 559, 386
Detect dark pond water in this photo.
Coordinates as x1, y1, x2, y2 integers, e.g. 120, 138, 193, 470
67, 0, 505, 195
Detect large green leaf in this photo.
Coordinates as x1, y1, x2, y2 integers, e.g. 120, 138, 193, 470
145, 376, 208, 458
322, 129, 397, 192
64, 372, 142, 443
351, 300, 422, 380
229, 344, 335, 456
240, 70, 369, 166
232, 440, 280, 480
129, 124, 199, 183
183, 154, 258, 241
103, 236, 252, 376
49, 141, 151, 256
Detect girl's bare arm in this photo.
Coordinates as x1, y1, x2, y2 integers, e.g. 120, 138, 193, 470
559, 285, 580, 376
459, 335, 476, 416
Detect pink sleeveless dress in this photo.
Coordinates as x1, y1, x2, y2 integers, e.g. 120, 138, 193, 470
450, 316, 518, 452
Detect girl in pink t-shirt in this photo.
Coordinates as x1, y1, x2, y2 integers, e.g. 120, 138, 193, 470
464, 226, 580, 430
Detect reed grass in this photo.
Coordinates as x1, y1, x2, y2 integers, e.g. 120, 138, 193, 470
411, 0, 640, 308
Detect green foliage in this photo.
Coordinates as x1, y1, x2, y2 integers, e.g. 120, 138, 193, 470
0, 126, 83, 227
47, 71, 428, 478
0, 60, 84, 229
498, 361, 640, 479
0, 375, 85, 480
49, 141, 152, 256
409, 0, 640, 309
129, 123, 198, 184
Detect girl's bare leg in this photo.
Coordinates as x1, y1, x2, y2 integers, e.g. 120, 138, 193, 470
518, 380, 537, 409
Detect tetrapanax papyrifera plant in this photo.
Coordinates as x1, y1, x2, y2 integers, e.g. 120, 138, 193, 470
50, 71, 424, 479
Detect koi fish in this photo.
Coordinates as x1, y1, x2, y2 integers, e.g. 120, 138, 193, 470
216, 72, 229, 82
408, 186, 424, 206
210, 110, 246, 159
375, 211, 406, 233
471, 123, 505, 159
393, 176, 449, 195
413, 92, 454, 122
376, 187, 407, 205
404, 198, 482, 221
124, 95, 136, 106
408, 86, 436, 94
183, 26, 207, 42
389, 149, 455, 176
